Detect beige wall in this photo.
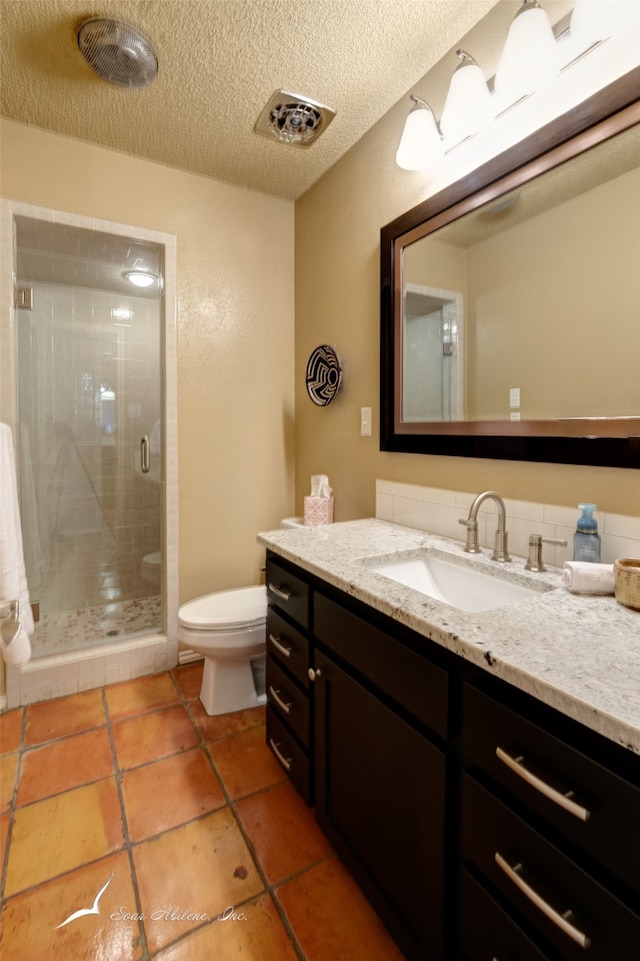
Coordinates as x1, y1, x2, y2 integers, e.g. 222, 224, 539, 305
294, 39, 639, 520
1, 118, 295, 604
467, 168, 640, 420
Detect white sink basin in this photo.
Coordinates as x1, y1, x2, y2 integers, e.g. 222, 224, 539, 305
369, 552, 549, 612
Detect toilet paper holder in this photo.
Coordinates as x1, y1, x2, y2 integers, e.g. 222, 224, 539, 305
0, 598, 21, 646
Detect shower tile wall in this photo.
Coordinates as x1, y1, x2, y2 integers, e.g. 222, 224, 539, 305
17, 281, 162, 642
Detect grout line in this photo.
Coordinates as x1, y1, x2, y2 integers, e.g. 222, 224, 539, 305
101, 685, 150, 960
1, 669, 345, 960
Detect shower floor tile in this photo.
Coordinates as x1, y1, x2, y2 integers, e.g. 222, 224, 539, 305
1, 664, 409, 960
30, 595, 162, 658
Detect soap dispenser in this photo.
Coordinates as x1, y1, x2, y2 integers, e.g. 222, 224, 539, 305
573, 503, 601, 563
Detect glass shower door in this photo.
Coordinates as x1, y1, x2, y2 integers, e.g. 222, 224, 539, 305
15, 216, 164, 658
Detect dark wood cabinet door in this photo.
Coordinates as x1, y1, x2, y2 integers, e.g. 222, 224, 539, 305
313, 648, 446, 961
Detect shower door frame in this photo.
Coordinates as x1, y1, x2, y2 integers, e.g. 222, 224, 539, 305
0, 200, 179, 708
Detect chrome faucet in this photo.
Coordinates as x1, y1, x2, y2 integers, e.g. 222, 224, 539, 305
459, 490, 511, 562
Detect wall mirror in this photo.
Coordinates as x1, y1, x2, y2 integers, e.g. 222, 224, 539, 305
381, 70, 640, 467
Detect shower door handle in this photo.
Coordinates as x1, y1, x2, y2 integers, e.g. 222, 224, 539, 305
141, 435, 150, 474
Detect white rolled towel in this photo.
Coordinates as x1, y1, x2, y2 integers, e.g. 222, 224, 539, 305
563, 561, 615, 595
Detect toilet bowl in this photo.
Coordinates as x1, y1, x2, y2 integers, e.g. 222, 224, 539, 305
178, 585, 267, 716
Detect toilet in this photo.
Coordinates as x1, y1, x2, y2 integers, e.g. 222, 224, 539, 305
178, 518, 305, 716
178, 585, 268, 716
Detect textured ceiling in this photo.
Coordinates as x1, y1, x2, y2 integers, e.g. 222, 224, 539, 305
0, 0, 499, 200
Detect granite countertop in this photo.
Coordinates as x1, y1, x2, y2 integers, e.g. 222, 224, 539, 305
258, 518, 640, 754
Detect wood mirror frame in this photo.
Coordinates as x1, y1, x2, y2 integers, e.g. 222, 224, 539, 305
380, 68, 640, 468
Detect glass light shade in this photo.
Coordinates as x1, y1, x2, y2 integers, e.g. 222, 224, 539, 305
124, 269, 156, 288
395, 100, 443, 170
440, 51, 494, 146
570, 0, 640, 47
494, 0, 561, 105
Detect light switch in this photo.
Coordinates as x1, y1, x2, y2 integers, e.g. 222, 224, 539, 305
360, 406, 372, 437
509, 387, 520, 408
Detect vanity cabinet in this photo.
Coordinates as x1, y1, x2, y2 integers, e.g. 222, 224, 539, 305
312, 591, 450, 961
265, 556, 313, 803
263, 550, 640, 961
459, 680, 640, 961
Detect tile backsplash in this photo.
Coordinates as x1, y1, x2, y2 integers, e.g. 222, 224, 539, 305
376, 480, 640, 568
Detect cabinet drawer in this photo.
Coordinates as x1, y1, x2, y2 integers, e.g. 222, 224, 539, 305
460, 868, 552, 961
463, 684, 640, 894
266, 705, 311, 804
266, 558, 310, 629
266, 655, 310, 748
461, 775, 640, 961
266, 607, 310, 689
314, 592, 447, 737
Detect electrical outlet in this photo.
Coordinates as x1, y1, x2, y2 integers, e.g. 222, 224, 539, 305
509, 387, 520, 408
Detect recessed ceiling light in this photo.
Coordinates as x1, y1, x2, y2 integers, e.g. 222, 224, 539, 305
123, 269, 156, 288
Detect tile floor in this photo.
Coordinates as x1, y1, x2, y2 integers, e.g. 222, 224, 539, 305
0, 664, 405, 960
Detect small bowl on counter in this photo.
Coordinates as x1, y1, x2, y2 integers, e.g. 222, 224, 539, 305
614, 558, 640, 611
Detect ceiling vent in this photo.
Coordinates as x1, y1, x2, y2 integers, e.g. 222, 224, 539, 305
77, 18, 158, 89
255, 90, 336, 146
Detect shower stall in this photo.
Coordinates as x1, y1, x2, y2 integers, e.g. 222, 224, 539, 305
0, 201, 178, 706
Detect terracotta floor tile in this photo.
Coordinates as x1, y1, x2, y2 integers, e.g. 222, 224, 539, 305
105, 673, 180, 720
0, 851, 142, 961
5, 778, 124, 896
276, 857, 406, 961
153, 891, 300, 961
133, 807, 264, 953
16, 727, 114, 806
172, 662, 203, 700
112, 704, 199, 771
0, 752, 18, 813
24, 689, 106, 747
0, 708, 23, 754
122, 748, 226, 842
236, 781, 333, 884
207, 724, 285, 799
189, 699, 265, 744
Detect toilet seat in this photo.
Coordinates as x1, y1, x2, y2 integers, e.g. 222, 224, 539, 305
178, 585, 266, 632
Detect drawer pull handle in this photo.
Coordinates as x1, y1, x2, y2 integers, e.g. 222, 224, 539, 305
496, 747, 590, 822
269, 738, 291, 771
269, 583, 292, 602
269, 685, 291, 714
268, 633, 292, 658
495, 852, 590, 950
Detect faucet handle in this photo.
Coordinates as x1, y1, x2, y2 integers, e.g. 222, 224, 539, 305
458, 516, 481, 553
525, 534, 568, 572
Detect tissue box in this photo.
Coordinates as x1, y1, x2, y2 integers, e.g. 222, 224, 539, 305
303, 496, 334, 526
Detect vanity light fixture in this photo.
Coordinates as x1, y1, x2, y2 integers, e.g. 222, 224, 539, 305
570, 0, 640, 48
395, 96, 443, 171
494, 0, 560, 104
440, 49, 494, 145
123, 267, 156, 288
396, 0, 639, 170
